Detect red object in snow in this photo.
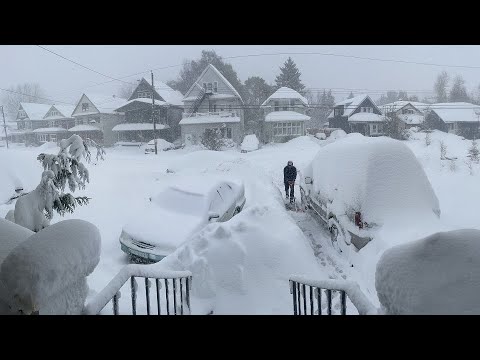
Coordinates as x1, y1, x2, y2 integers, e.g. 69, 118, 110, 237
355, 212, 363, 229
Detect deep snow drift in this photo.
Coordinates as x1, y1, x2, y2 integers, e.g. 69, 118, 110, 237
376, 229, 480, 315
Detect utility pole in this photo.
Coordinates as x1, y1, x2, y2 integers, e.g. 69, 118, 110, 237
151, 71, 158, 155
1, 106, 9, 149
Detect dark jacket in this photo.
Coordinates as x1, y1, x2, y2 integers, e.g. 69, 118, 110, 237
284, 165, 297, 182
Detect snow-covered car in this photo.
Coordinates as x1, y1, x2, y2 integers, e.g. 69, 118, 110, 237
299, 134, 441, 255
241, 134, 260, 153
119, 176, 246, 263
144, 139, 174, 154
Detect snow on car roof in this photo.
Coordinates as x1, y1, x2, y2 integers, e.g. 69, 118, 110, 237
307, 134, 440, 223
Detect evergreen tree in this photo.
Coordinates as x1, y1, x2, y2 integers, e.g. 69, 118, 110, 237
243, 76, 274, 135
274, 57, 306, 95
468, 139, 480, 163
449, 75, 470, 102
201, 128, 224, 151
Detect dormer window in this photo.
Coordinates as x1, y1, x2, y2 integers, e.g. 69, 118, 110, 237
203, 82, 218, 93
361, 107, 373, 113
137, 91, 152, 99
402, 108, 414, 115
82, 103, 89, 112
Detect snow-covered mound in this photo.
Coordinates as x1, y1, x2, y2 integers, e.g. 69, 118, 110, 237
147, 138, 174, 151
0, 219, 101, 314
376, 229, 480, 314
159, 204, 322, 314
315, 133, 326, 140
329, 129, 346, 140
241, 134, 259, 152
309, 134, 440, 224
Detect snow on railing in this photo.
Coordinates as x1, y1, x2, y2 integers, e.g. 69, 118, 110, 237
185, 111, 237, 118
289, 275, 378, 315
83, 264, 192, 315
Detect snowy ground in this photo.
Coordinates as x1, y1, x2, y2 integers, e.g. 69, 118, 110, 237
1, 130, 480, 314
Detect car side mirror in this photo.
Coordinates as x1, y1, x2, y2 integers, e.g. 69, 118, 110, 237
305, 177, 313, 184
208, 212, 220, 220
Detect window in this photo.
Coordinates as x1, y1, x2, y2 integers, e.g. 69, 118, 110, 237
50, 134, 57, 143
290, 99, 295, 110
82, 103, 89, 112
38, 134, 48, 142
274, 101, 280, 112
370, 123, 383, 135
226, 128, 232, 139
273, 122, 303, 136
49, 121, 55, 127
18, 110, 26, 118
213, 82, 218, 93
203, 83, 207, 90
361, 107, 373, 113
213, 104, 217, 112
402, 108, 414, 114
227, 104, 232, 111
207, 83, 213, 92
334, 107, 344, 116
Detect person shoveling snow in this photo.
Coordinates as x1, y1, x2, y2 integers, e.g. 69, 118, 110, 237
283, 161, 297, 205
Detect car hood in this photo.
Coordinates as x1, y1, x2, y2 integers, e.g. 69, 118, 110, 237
122, 207, 206, 254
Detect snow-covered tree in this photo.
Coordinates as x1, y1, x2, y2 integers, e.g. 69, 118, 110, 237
440, 141, 447, 160
1, 83, 50, 120
201, 128, 224, 151
449, 75, 470, 102
434, 71, 449, 103
468, 139, 480, 163
11, 135, 103, 232
274, 57, 306, 95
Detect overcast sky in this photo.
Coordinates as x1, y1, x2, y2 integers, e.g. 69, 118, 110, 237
1, 45, 480, 106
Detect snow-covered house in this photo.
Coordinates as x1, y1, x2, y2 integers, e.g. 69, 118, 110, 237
381, 101, 429, 129
260, 87, 310, 143
28, 104, 77, 144
424, 102, 480, 139
179, 64, 244, 145
328, 95, 384, 137
113, 78, 184, 143
15, 103, 52, 145
71, 94, 126, 146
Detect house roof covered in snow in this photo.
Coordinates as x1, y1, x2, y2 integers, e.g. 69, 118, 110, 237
348, 113, 384, 123
398, 113, 424, 125
261, 87, 308, 106
19, 103, 52, 121
73, 94, 128, 116
430, 102, 480, 123
114, 98, 167, 112
327, 94, 379, 119
183, 64, 244, 104
69, 125, 101, 132
183, 93, 237, 102
179, 115, 241, 125
50, 105, 76, 118
381, 101, 430, 113
112, 123, 169, 131
265, 111, 310, 122
141, 78, 184, 107
32, 127, 68, 133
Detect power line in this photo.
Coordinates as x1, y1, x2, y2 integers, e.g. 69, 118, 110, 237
36, 45, 137, 86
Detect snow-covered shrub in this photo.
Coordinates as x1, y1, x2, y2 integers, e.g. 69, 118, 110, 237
465, 159, 474, 176
201, 129, 224, 151
13, 134, 104, 232
468, 139, 480, 163
440, 141, 447, 160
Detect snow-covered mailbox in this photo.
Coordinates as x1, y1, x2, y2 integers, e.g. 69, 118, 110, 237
376, 229, 480, 315
0, 218, 101, 315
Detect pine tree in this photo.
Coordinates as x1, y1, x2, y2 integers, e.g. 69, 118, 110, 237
274, 57, 306, 95
449, 75, 470, 102
468, 139, 480, 163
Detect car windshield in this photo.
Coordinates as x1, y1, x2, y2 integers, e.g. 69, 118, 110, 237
152, 187, 206, 217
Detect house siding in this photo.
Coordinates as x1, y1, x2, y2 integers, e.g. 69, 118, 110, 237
181, 122, 242, 144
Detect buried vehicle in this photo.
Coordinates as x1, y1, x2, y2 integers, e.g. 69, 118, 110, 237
299, 134, 441, 254
119, 176, 246, 263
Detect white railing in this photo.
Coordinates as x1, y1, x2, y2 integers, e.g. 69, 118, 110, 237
289, 275, 378, 315
185, 111, 237, 118
83, 264, 192, 315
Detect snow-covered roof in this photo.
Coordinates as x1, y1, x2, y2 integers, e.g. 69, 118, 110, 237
112, 123, 169, 131
348, 113, 384, 123
32, 127, 68, 133
19, 103, 51, 121
183, 94, 237, 102
51, 105, 76, 118
141, 78, 184, 106
398, 113, 424, 125
183, 64, 243, 103
80, 94, 128, 115
382, 101, 430, 113
68, 125, 101, 132
261, 87, 308, 106
327, 94, 377, 119
265, 111, 310, 122
430, 102, 480, 123
179, 115, 240, 125
114, 97, 167, 112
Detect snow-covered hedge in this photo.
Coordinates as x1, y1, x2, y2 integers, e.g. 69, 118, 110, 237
241, 134, 259, 152
376, 229, 480, 314
0, 219, 101, 314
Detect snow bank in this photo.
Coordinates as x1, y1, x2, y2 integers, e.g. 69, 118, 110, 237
147, 138, 174, 151
309, 134, 440, 224
159, 203, 322, 315
315, 133, 326, 140
376, 229, 480, 314
241, 134, 259, 152
0, 219, 101, 314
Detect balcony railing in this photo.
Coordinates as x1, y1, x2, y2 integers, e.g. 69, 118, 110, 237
184, 111, 237, 118
289, 276, 378, 315
83, 264, 192, 315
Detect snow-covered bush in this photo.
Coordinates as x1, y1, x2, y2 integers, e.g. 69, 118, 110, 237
468, 139, 480, 163
201, 129, 224, 151
315, 133, 326, 140
12, 134, 103, 232
449, 158, 457, 172
376, 229, 480, 314
440, 140, 447, 160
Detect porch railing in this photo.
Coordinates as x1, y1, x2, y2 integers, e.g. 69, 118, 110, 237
83, 264, 192, 315
184, 111, 237, 118
289, 276, 377, 315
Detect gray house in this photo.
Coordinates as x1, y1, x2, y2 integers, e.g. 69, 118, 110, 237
381, 101, 428, 128
260, 87, 310, 143
16, 103, 53, 145
71, 93, 127, 146
179, 64, 244, 145
424, 102, 480, 139
328, 94, 384, 137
